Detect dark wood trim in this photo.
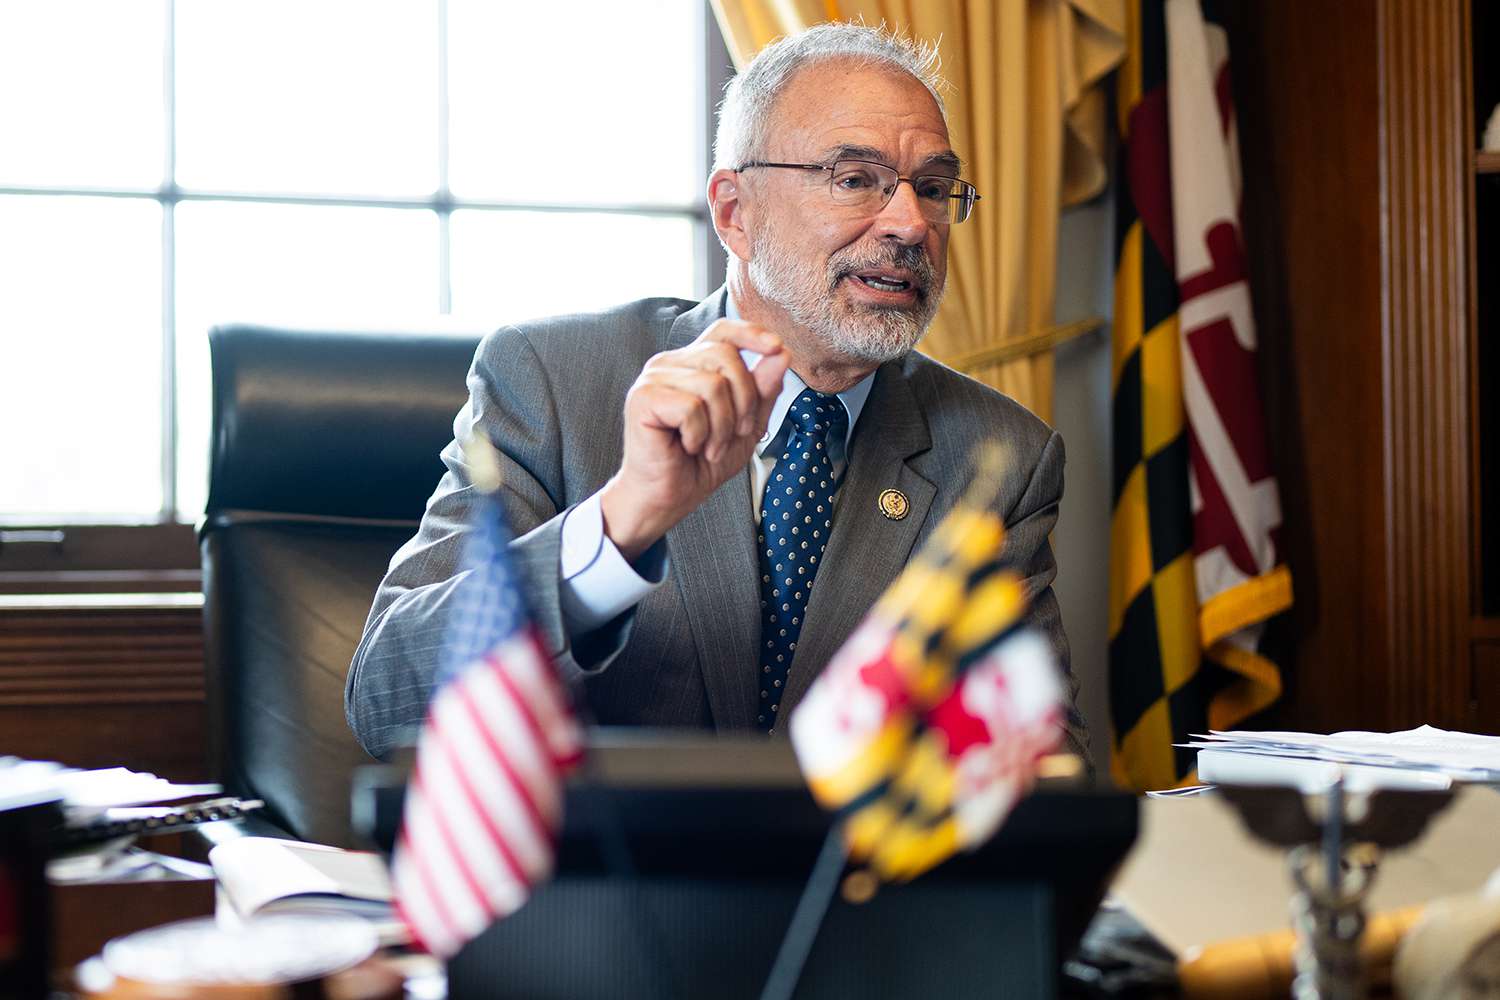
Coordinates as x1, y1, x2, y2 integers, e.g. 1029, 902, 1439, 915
1225, 0, 1387, 732
1478, 151, 1500, 174
0, 605, 206, 778
1474, 641, 1500, 736
0, 570, 201, 596
0, 523, 199, 593
1473, 618, 1500, 641
1378, 0, 1474, 728
1225, 0, 1481, 734
1469, 0, 1484, 625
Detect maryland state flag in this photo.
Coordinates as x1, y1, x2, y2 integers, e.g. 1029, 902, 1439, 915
791, 452, 1064, 881
1109, 0, 1294, 791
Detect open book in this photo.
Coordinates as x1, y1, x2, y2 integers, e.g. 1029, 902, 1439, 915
209, 837, 408, 946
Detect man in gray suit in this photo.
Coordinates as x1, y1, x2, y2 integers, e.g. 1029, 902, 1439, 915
346, 23, 1087, 760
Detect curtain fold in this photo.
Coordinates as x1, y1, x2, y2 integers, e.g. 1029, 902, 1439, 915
710, 0, 1124, 421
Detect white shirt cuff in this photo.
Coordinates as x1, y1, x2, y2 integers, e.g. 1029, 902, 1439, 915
558, 490, 668, 634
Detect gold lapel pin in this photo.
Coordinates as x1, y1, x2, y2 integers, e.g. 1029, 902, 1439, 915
878, 488, 909, 521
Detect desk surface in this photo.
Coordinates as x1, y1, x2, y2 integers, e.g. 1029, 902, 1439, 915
52, 876, 216, 971
50, 831, 217, 972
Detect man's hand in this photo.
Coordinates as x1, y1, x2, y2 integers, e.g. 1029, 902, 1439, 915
599, 319, 790, 561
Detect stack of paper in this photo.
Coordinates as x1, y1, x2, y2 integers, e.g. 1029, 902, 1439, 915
1184, 725, 1500, 791
0, 757, 221, 818
0, 757, 66, 812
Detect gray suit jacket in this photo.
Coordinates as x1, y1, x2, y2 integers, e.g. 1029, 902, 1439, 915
346, 290, 1088, 761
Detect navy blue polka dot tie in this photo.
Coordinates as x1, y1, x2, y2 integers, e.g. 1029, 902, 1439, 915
757, 389, 847, 733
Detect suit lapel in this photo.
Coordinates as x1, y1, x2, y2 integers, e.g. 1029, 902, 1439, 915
665, 288, 726, 350
661, 288, 763, 727
780, 361, 935, 717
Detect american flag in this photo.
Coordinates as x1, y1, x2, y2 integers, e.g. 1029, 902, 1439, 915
390, 471, 583, 959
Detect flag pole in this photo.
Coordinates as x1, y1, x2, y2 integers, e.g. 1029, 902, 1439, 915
466, 434, 689, 997
471, 433, 688, 998
758, 823, 848, 1000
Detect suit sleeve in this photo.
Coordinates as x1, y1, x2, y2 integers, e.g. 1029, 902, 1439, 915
1003, 429, 1092, 768
344, 327, 638, 759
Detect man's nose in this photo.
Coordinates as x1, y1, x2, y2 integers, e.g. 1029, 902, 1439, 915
873, 179, 932, 243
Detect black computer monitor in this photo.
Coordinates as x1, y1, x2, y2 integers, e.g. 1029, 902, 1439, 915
354, 730, 1136, 1000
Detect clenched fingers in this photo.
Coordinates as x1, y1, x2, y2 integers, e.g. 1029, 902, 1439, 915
700, 318, 783, 358
666, 340, 763, 437
639, 366, 740, 461
633, 382, 713, 455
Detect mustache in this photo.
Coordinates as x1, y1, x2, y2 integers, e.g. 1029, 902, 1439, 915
829, 243, 936, 297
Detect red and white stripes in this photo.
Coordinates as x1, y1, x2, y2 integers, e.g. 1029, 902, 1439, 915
391, 626, 582, 959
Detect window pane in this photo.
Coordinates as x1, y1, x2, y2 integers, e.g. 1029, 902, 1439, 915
0, 2, 164, 189
0, 196, 163, 519
449, 210, 696, 324
174, 201, 440, 516
175, 0, 438, 197
448, 0, 700, 207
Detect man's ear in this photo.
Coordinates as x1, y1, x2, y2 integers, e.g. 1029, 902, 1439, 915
707, 168, 752, 263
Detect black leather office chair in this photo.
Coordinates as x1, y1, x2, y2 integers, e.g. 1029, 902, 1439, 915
200, 322, 485, 846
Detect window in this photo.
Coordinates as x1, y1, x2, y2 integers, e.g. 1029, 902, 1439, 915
0, 0, 727, 590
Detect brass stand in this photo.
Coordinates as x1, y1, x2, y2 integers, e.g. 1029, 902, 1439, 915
1214, 778, 1456, 1000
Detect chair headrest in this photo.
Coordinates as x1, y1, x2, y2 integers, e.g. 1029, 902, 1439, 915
205, 323, 485, 523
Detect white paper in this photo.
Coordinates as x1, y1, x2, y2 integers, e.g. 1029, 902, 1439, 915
56, 767, 222, 812
1181, 725, 1500, 784
210, 837, 393, 916
3, 758, 224, 817
0, 757, 66, 811
1195, 747, 1455, 792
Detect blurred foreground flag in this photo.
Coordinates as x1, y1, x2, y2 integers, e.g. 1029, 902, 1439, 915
790, 453, 1064, 881
391, 439, 583, 959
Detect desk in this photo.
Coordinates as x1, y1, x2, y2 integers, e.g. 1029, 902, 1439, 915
46, 820, 288, 984
49, 830, 217, 980
52, 876, 216, 971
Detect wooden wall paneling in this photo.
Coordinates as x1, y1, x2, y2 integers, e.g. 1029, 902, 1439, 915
1225, 0, 1474, 733
1468, 0, 1484, 625
1223, 0, 1391, 733
0, 607, 207, 779
1475, 642, 1500, 733
1377, 0, 1473, 729
1474, 0, 1500, 639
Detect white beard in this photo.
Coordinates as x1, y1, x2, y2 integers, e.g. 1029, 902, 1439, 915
747, 221, 943, 366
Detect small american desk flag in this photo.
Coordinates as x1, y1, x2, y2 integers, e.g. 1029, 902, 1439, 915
391, 438, 582, 959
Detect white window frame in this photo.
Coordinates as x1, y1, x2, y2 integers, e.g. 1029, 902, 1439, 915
0, 0, 731, 536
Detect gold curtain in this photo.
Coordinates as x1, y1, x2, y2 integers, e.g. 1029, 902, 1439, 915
710, 0, 1124, 421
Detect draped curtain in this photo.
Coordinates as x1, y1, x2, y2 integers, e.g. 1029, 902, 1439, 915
710, 0, 1124, 421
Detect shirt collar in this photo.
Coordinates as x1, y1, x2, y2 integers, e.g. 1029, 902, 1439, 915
725, 292, 875, 457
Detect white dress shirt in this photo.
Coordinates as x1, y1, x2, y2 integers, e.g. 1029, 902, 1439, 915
556, 295, 874, 635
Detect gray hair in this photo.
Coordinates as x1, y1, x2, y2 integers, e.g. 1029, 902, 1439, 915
713, 22, 946, 172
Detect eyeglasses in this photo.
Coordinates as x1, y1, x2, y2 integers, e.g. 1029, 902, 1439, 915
736, 158, 981, 224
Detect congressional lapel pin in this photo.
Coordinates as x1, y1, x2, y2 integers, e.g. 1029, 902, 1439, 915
878, 488, 909, 521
